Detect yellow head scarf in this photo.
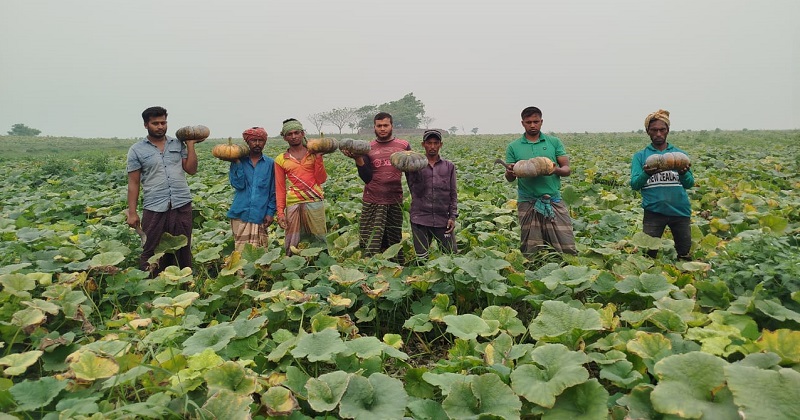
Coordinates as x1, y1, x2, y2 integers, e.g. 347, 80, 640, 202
644, 109, 670, 130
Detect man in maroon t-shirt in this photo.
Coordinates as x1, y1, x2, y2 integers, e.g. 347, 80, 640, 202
342, 112, 409, 263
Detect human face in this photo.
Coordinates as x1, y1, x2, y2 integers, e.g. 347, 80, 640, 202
647, 120, 669, 150
374, 118, 393, 141
521, 114, 543, 138
421, 137, 442, 158
145, 115, 167, 139
245, 136, 267, 155
283, 129, 304, 147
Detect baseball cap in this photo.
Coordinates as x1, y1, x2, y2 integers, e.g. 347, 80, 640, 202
422, 129, 443, 142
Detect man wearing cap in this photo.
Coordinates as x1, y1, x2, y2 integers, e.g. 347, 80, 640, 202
504, 106, 577, 255
406, 129, 458, 260
126, 106, 198, 275
631, 109, 694, 260
227, 126, 276, 251
342, 112, 410, 264
274, 118, 328, 256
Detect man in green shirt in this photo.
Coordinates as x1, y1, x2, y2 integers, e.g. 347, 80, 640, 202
504, 106, 577, 255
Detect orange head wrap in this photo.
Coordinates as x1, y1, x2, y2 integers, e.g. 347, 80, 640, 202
242, 127, 268, 141
644, 109, 670, 130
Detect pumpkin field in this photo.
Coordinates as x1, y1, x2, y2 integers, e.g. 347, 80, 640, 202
0, 129, 799, 419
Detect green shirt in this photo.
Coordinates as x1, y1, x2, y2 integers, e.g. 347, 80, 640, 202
505, 133, 567, 201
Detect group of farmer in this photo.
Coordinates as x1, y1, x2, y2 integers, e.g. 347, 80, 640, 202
126, 105, 693, 276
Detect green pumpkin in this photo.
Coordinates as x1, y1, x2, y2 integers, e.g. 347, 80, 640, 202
175, 125, 210, 142
513, 156, 554, 178
390, 151, 428, 172
338, 138, 371, 156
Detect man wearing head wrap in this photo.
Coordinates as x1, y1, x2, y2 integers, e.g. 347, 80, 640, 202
274, 118, 328, 256
341, 112, 410, 264
227, 126, 277, 251
505, 106, 577, 255
630, 109, 695, 260
126, 106, 199, 276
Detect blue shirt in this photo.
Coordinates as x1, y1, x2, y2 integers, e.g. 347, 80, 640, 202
226, 156, 277, 224
126, 136, 192, 212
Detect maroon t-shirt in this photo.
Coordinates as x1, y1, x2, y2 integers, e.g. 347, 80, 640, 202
362, 138, 410, 204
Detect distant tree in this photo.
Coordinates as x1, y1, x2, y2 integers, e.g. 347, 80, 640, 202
471, 127, 479, 135
420, 115, 435, 129
355, 93, 425, 130
324, 107, 358, 134
8, 123, 41, 136
306, 113, 327, 135
448, 126, 458, 135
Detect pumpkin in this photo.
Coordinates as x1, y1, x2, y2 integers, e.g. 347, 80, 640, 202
175, 125, 210, 143
338, 138, 372, 156
513, 156, 555, 178
645, 152, 690, 171
390, 151, 428, 172
212, 137, 250, 162
307, 134, 338, 154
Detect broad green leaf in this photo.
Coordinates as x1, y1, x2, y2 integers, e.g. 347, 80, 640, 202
305, 370, 350, 412
615, 273, 678, 300
443, 314, 497, 340
8, 377, 68, 411
631, 231, 666, 250
510, 344, 589, 408
194, 246, 222, 263
616, 384, 658, 420
650, 352, 739, 419
70, 351, 119, 381
482, 306, 527, 336
756, 329, 800, 365
599, 360, 644, 389
754, 299, 800, 323
528, 301, 603, 348
725, 364, 800, 419
0, 350, 43, 376
89, 251, 124, 268
181, 324, 237, 356
154, 233, 188, 254
22, 298, 59, 315
11, 307, 45, 329
758, 214, 788, 234
442, 373, 522, 420
405, 368, 435, 399
339, 373, 408, 420
204, 361, 257, 396
199, 389, 252, 419
429, 293, 457, 321
541, 265, 599, 290
422, 372, 478, 396
261, 386, 298, 416
290, 329, 347, 362
329, 265, 366, 286
141, 325, 184, 346
101, 365, 152, 390
403, 313, 433, 332
0, 273, 36, 297
344, 336, 384, 359
542, 379, 609, 420
408, 398, 449, 420
626, 331, 673, 374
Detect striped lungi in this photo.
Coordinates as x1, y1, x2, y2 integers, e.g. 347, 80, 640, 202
230, 218, 269, 251
517, 200, 577, 255
283, 200, 327, 255
359, 202, 405, 264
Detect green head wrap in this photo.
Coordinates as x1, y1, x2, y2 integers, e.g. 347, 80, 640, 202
280, 120, 305, 136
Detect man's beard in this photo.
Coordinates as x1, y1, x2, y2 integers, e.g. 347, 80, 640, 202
375, 129, 393, 142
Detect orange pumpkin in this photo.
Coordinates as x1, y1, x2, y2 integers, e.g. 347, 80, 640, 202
513, 157, 555, 178
212, 137, 249, 162
175, 125, 210, 143
645, 152, 690, 171
338, 138, 371, 156
307, 134, 338, 154
390, 151, 428, 172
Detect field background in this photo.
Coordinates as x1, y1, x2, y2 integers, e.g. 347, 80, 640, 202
0, 130, 798, 419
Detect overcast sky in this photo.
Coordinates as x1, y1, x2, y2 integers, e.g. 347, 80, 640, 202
1, 1, 797, 138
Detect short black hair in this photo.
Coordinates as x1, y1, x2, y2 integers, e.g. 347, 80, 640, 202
521, 106, 542, 119
374, 112, 393, 124
142, 106, 167, 124
282, 118, 298, 124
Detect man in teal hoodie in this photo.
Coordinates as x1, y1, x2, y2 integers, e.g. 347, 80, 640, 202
630, 109, 694, 260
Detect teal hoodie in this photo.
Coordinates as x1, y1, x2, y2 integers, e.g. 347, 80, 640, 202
630, 144, 694, 217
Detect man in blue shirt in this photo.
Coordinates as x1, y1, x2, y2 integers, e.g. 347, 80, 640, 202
227, 127, 277, 251
126, 106, 198, 275
630, 109, 695, 260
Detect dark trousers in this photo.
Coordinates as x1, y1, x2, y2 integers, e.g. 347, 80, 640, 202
359, 202, 405, 265
643, 210, 692, 258
141, 203, 193, 275
411, 223, 457, 259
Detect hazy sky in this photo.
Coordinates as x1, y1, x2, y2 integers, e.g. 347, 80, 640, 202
1, 1, 797, 138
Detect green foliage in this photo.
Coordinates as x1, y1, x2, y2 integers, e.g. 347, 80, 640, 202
7, 123, 41, 136
0, 131, 799, 417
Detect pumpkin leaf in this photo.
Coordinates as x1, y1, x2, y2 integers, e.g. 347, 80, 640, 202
305, 370, 351, 412
542, 379, 609, 420
510, 343, 589, 408
261, 386, 298, 417
290, 329, 347, 362
181, 324, 237, 356
204, 361, 257, 396
338, 373, 408, 420
198, 389, 252, 419
725, 364, 800, 419
756, 329, 800, 365
0, 351, 43, 376
443, 314, 498, 340
442, 374, 522, 420
70, 351, 119, 381
528, 300, 603, 348
9, 377, 68, 411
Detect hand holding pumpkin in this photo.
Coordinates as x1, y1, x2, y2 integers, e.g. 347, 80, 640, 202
175, 125, 211, 143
